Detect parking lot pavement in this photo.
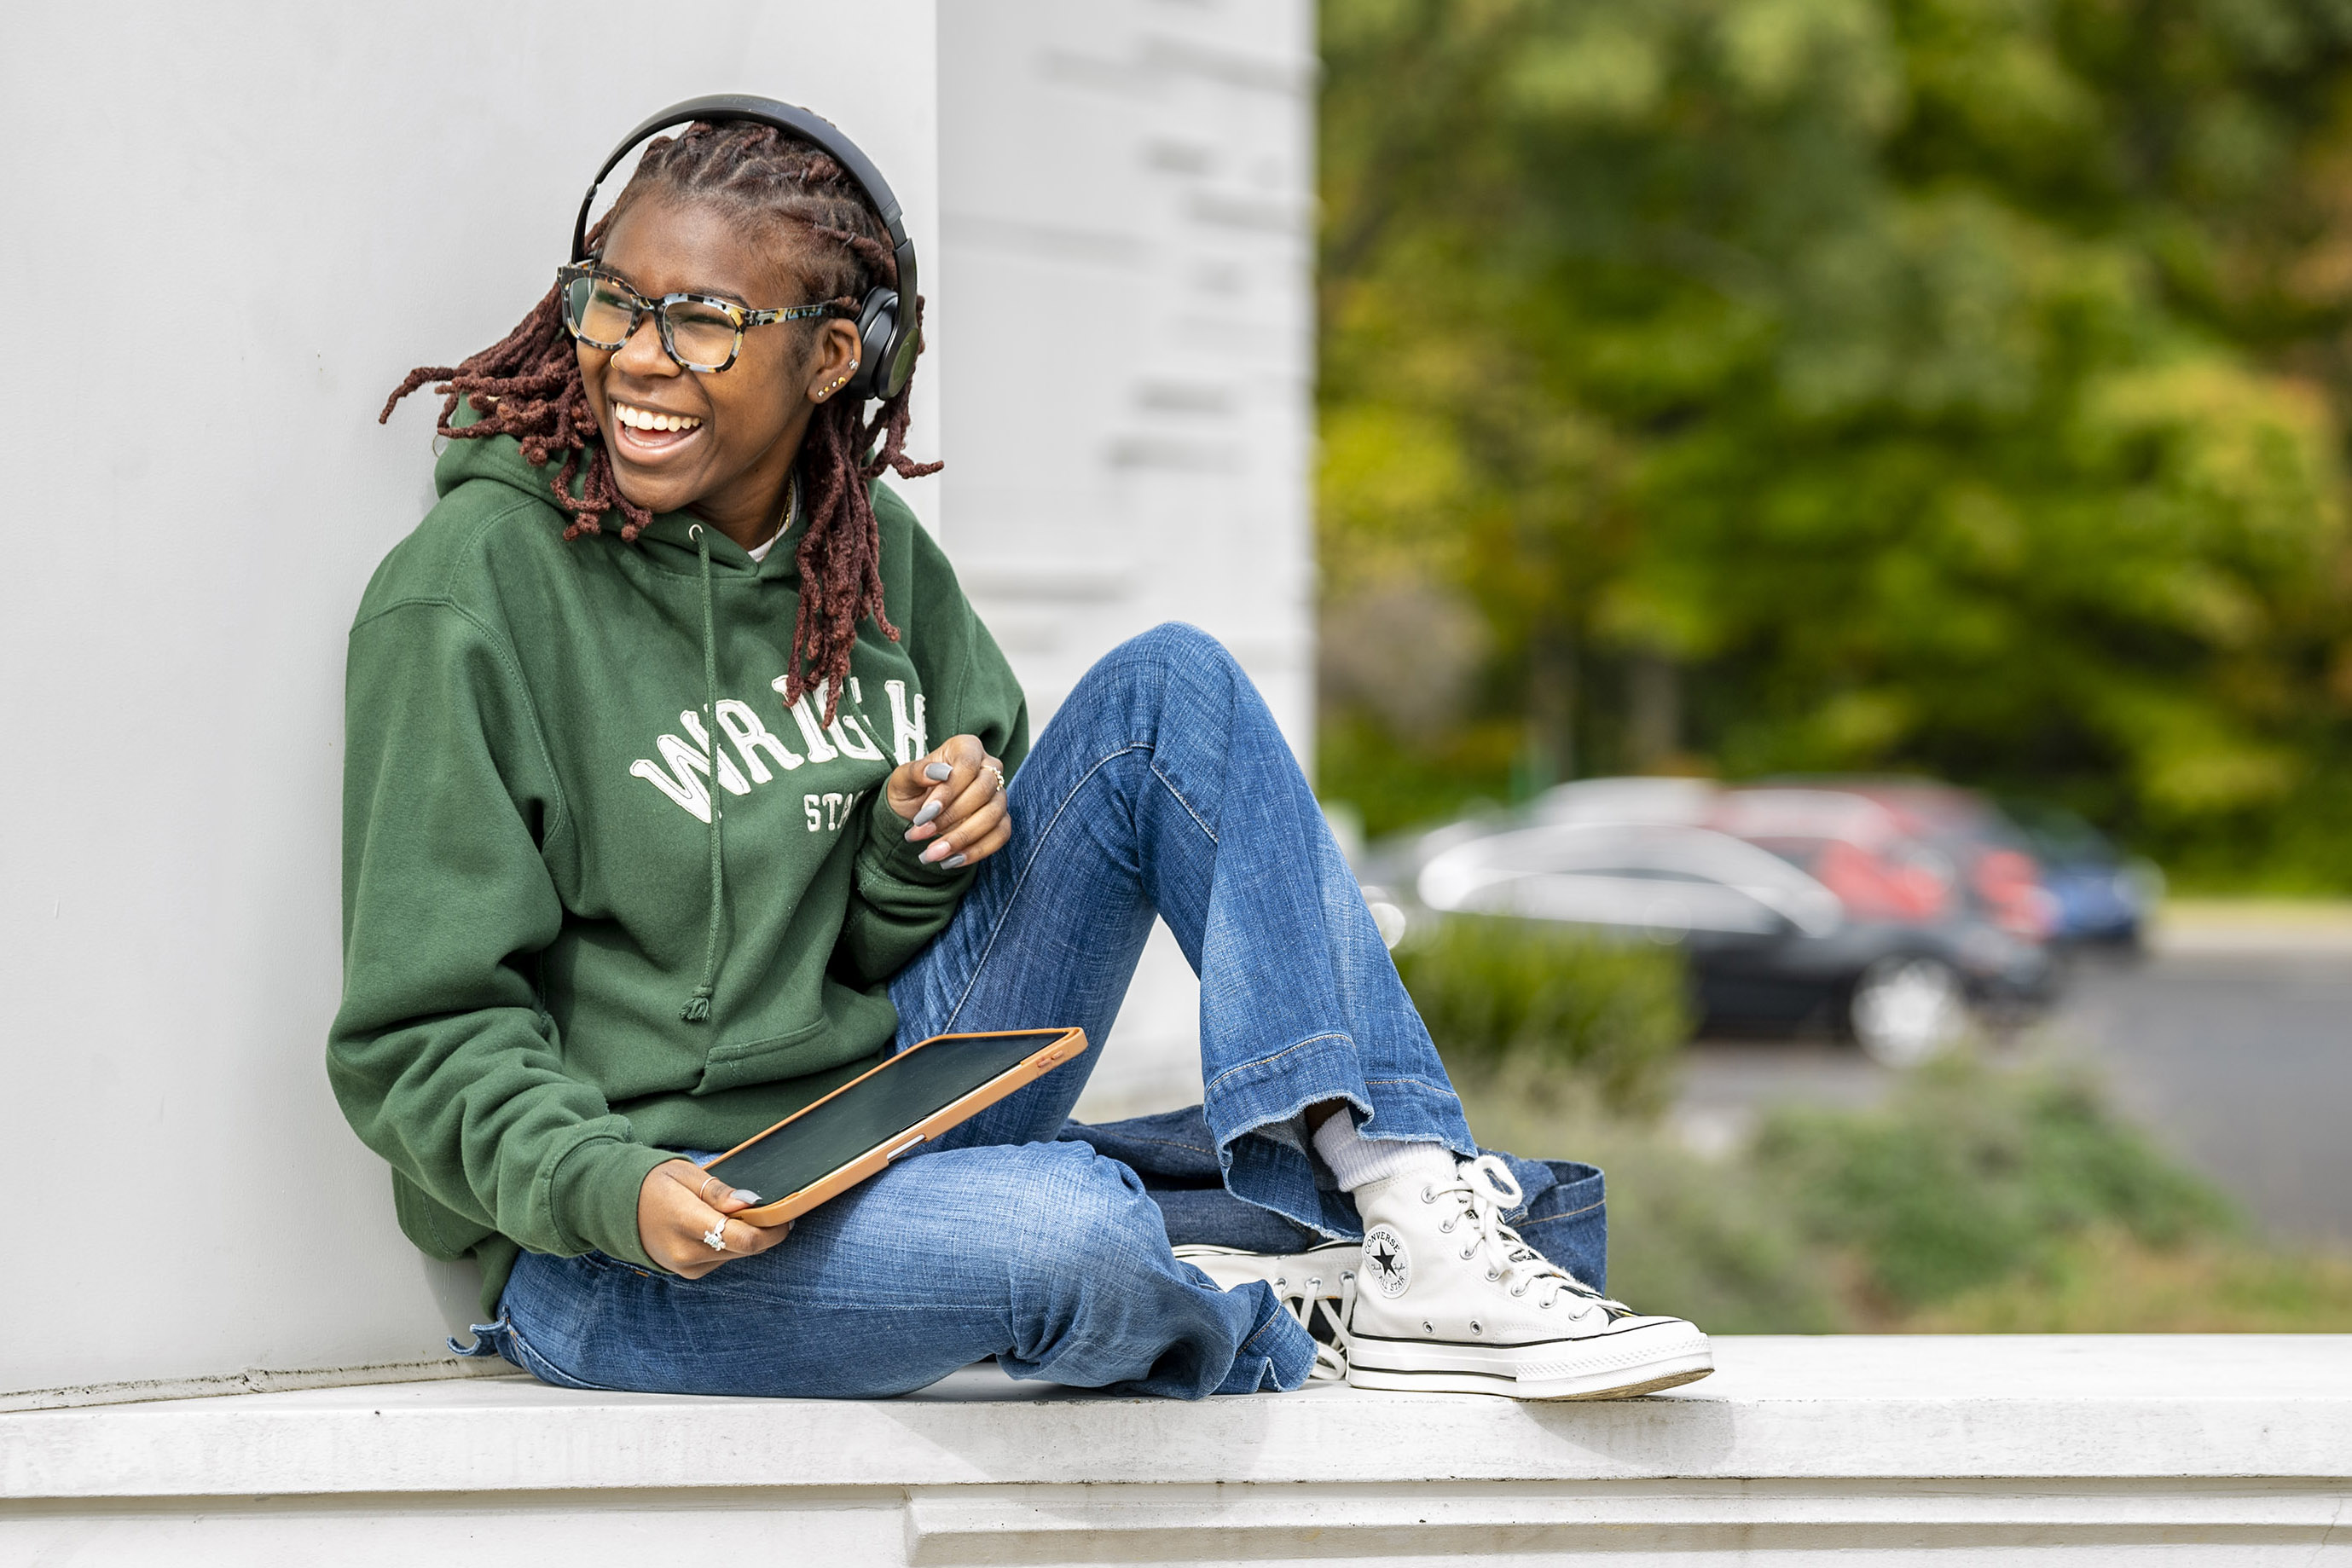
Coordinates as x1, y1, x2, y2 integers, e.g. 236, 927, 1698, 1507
1668, 1040, 1893, 1160
2056, 947, 2352, 1247
1674, 916, 2352, 1248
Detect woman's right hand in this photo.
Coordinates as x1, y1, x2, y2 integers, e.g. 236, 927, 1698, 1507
885, 733, 1011, 870
635, 1159, 792, 1278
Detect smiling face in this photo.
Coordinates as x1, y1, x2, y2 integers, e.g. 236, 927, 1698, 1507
576, 193, 863, 548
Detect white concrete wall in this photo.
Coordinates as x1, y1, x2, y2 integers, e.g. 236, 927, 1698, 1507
0, 2, 941, 1399
936, 0, 1318, 1120
0, 0, 1317, 1402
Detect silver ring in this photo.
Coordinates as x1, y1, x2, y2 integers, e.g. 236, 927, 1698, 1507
702, 1219, 727, 1253
698, 1173, 723, 1204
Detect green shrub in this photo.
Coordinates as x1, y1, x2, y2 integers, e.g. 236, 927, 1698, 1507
1751, 1054, 2241, 1310
1393, 914, 1690, 1116
1449, 1049, 2340, 1333
1447, 1062, 1844, 1331
1564, 1114, 1846, 1334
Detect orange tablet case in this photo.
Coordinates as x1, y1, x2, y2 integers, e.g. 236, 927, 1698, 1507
716, 1027, 1090, 1228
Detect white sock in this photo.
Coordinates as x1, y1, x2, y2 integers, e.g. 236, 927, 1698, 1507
1312, 1112, 1459, 1193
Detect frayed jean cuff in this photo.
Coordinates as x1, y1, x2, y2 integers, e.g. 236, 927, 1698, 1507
1213, 1280, 1318, 1394
1203, 1034, 1474, 1239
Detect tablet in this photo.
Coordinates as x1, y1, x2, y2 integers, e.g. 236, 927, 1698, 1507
705, 1027, 1089, 1228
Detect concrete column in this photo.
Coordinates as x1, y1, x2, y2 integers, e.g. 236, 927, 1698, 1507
936, 1, 1318, 1119
0, 1, 940, 1401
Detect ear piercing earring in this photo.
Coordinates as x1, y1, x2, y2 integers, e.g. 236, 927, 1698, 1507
816, 362, 860, 402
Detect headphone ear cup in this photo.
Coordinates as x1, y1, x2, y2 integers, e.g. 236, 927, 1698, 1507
847, 288, 899, 402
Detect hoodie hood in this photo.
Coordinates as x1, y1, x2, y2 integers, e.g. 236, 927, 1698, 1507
431, 421, 808, 582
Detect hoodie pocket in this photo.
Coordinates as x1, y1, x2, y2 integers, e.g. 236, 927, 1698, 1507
690, 1015, 833, 1096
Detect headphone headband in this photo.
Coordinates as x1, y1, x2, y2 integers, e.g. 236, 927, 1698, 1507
571, 94, 920, 404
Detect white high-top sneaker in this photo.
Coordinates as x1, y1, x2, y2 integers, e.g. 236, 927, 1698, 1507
1345, 1154, 1713, 1399
1174, 1241, 1359, 1383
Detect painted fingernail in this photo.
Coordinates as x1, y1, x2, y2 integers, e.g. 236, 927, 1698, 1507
913, 800, 942, 826
944, 853, 969, 869
921, 841, 949, 863
731, 1189, 760, 1205
925, 762, 953, 782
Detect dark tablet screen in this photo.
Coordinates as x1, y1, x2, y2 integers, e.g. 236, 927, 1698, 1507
704, 1032, 1064, 1202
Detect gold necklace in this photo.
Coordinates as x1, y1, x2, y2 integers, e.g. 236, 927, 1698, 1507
751, 472, 800, 558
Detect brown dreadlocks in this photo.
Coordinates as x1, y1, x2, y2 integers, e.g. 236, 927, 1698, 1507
379, 120, 936, 719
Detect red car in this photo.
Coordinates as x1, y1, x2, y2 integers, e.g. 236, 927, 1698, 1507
1382, 778, 2058, 1064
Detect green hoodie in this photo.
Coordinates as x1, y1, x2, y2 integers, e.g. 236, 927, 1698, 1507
328, 429, 1027, 1313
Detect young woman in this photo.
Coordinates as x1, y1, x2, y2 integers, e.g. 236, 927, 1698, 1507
333, 104, 1710, 1401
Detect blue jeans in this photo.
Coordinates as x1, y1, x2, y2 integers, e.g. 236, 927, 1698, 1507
478, 624, 1590, 1399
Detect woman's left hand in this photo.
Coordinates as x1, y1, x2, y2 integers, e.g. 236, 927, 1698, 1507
885, 733, 1011, 871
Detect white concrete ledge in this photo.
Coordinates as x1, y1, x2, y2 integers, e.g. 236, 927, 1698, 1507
5, 1336, 2348, 1565
0, 1353, 513, 1415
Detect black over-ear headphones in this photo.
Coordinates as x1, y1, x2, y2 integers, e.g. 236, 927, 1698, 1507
571, 93, 921, 405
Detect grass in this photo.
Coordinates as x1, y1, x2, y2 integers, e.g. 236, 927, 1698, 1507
1906, 1230, 2352, 1333
2158, 897, 2352, 925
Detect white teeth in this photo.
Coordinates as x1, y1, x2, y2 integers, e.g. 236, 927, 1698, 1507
613, 402, 702, 433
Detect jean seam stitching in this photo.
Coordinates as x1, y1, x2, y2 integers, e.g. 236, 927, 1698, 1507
1526, 1197, 1605, 1223
1084, 1135, 1218, 1156
1238, 1302, 1294, 1357
936, 743, 1154, 1032
697, 1282, 1000, 1311
501, 1317, 619, 1393
1202, 1032, 1353, 1101
1149, 758, 1218, 845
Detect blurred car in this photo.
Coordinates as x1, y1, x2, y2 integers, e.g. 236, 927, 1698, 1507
1364, 777, 2058, 1066
1532, 775, 1717, 828
1707, 782, 2057, 1050
1997, 798, 2160, 948
1762, 778, 2155, 946
1735, 777, 2060, 940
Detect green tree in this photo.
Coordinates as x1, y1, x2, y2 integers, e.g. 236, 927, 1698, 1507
1320, 0, 2352, 885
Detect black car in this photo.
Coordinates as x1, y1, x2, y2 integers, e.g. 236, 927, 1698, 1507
1360, 779, 2056, 1064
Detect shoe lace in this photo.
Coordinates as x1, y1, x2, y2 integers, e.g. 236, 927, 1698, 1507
1428, 1154, 1630, 1316
1267, 1264, 1358, 1383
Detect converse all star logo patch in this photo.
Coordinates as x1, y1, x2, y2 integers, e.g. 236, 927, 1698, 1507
1363, 1223, 1411, 1298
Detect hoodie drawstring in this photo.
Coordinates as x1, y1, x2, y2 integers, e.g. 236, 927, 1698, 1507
675, 477, 797, 1025
681, 524, 725, 1023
